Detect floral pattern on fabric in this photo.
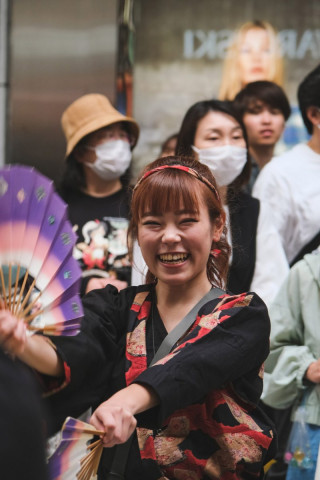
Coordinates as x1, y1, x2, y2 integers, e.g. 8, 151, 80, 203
125, 289, 274, 479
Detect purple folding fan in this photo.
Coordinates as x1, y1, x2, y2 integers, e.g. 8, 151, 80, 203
0, 165, 83, 335
48, 417, 104, 480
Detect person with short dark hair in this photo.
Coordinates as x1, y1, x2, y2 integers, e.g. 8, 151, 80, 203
253, 64, 320, 267
234, 81, 291, 192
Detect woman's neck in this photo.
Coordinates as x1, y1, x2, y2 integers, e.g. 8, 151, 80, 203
249, 144, 274, 169
83, 168, 122, 197
155, 278, 212, 332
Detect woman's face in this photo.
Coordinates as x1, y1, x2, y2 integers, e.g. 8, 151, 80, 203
193, 111, 246, 150
138, 197, 222, 289
82, 123, 131, 164
237, 28, 273, 86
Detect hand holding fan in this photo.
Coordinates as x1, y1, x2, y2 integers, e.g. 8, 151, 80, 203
0, 164, 83, 336
48, 417, 104, 480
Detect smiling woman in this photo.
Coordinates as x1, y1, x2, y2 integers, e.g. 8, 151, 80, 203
129, 159, 228, 289
0, 156, 276, 479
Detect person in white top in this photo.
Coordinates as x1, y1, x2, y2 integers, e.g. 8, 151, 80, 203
253, 63, 320, 267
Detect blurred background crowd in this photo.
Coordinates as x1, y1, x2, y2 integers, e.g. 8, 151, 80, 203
1, 1, 320, 479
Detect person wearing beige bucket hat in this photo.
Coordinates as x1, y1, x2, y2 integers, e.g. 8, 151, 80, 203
58, 93, 139, 296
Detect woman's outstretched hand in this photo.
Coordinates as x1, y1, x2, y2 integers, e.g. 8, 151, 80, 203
0, 309, 27, 355
90, 383, 159, 447
90, 401, 137, 447
0, 306, 63, 377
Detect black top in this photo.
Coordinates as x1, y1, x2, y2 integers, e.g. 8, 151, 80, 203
243, 155, 260, 195
60, 188, 131, 293
45, 284, 273, 479
228, 191, 260, 294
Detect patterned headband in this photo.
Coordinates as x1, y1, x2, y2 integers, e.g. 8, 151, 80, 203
133, 165, 220, 201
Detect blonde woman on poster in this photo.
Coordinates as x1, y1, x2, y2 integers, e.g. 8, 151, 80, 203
219, 20, 284, 101
219, 20, 309, 152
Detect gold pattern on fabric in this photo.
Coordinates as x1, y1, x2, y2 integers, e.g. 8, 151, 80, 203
137, 427, 153, 450
163, 416, 190, 437
132, 290, 149, 307
126, 319, 147, 356
222, 392, 263, 431
198, 311, 221, 329
154, 435, 186, 465
205, 433, 262, 477
232, 294, 253, 308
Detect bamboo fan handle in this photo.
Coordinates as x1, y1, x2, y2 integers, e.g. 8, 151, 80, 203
0, 264, 44, 324
0, 265, 8, 310
77, 439, 103, 480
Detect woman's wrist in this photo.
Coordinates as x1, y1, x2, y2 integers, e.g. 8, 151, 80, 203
109, 383, 159, 415
19, 335, 64, 377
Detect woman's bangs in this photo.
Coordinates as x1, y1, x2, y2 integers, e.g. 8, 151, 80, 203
138, 170, 201, 217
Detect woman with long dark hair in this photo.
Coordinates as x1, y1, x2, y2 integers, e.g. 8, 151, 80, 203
176, 99, 288, 303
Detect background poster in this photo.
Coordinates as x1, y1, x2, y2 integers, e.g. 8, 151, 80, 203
132, 0, 320, 175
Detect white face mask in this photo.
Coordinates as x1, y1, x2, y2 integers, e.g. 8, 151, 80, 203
85, 139, 132, 181
192, 144, 247, 186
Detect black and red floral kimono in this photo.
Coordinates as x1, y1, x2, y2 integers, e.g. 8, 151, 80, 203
46, 284, 276, 480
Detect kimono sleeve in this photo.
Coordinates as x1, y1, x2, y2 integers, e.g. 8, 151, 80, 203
44, 285, 135, 432
134, 292, 270, 422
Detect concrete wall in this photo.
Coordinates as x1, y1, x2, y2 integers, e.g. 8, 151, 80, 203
6, 0, 118, 182
132, 0, 320, 177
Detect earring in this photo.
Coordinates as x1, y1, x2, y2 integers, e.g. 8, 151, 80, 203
210, 249, 221, 258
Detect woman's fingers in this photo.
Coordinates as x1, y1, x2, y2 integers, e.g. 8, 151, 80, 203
90, 404, 137, 447
108, 406, 136, 445
0, 310, 27, 354
5, 319, 27, 355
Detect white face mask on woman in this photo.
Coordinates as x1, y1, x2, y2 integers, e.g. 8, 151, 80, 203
192, 144, 247, 186
85, 139, 132, 181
